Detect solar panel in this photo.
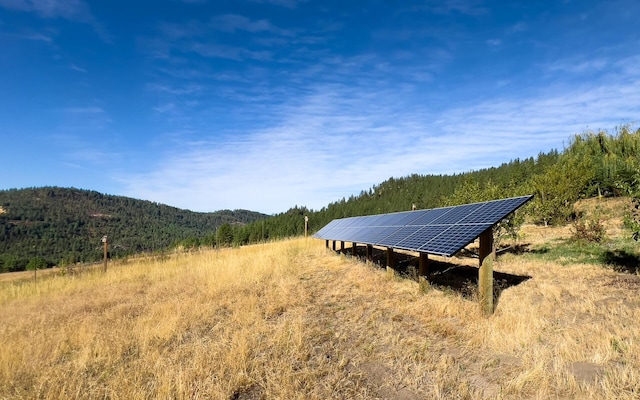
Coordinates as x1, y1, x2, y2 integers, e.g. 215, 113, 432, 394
419, 223, 493, 256
313, 195, 533, 257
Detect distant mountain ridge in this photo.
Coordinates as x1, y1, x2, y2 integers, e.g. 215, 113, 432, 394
0, 187, 268, 271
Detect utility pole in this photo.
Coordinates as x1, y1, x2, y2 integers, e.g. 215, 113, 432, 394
304, 216, 309, 237
101, 235, 108, 272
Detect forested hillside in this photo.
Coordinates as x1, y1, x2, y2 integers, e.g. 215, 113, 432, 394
0, 187, 267, 272
220, 126, 640, 247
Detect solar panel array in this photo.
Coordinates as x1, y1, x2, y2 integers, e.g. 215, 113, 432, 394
314, 195, 533, 257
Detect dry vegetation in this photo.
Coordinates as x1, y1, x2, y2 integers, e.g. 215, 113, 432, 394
1, 200, 639, 399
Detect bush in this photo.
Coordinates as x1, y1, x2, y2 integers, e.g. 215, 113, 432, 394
624, 197, 640, 241
572, 218, 606, 243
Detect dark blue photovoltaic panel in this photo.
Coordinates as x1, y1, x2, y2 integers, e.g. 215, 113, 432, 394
313, 195, 533, 257
315, 221, 339, 238
430, 203, 484, 224
419, 223, 493, 255
340, 217, 360, 227
347, 226, 372, 243
393, 210, 427, 226
360, 226, 401, 244
459, 196, 531, 224
407, 207, 451, 225
377, 225, 422, 248
394, 225, 448, 251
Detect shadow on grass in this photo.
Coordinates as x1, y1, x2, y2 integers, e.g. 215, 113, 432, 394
334, 245, 531, 306
602, 249, 640, 274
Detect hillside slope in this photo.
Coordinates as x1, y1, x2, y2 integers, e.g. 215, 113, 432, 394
1, 225, 638, 398
0, 187, 267, 270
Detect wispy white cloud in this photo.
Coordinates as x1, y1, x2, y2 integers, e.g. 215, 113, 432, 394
119, 59, 640, 214
410, 0, 487, 16
146, 15, 290, 63
18, 31, 54, 42
63, 106, 105, 114
248, 0, 307, 9
152, 102, 178, 115
507, 22, 528, 34
0, 0, 113, 43
190, 42, 272, 61
58, 106, 113, 132
147, 83, 203, 95
212, 14, 293, 36
69, 63, 86, 73
0, 0, 92, 21
544, 58, 608, 74
62, 106, 105, 114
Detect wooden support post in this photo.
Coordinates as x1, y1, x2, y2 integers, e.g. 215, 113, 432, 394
386, 247, 394, 268
418, 252, 429, 277
332, 240, 336, 251
340, 241, 345, 253
478, 228, 494, 315
386, 247, 395, 277
366, 245, 373, 262
352, 243, 357, 256
325, 239, 329, 249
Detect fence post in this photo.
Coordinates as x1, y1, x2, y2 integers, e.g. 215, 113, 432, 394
102, 235, 108, 273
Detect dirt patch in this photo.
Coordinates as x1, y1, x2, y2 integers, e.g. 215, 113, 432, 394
568, 362, 604, 384
230, 384, 264, 400
604, 274, 640, 290
354, 361, 421, 400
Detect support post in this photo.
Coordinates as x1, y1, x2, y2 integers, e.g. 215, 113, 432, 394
366, 245, 373, 263
386, 247, 394, 268
386, 247, 395, 277
418, 252, 429, 277
352, 243, 357, 256
325, 239, 329, 249
478, 228, 494, 315
101, 235, 108, 273
332, 240, 336, 251
340, 241, 345, 253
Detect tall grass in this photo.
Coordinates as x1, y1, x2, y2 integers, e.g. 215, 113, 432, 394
1, 232, 639, 399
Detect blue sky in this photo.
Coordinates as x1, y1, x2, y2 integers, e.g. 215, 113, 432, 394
1, 0, 638, 214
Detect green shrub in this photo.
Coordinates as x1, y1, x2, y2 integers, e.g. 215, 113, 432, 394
571, 218, 606, 243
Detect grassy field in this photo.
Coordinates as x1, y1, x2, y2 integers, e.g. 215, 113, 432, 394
1, 200, 639, 399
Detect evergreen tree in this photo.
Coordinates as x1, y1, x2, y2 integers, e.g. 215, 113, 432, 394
216, 224, 234, 247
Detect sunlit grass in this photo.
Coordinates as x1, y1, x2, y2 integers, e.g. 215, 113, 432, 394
1, 217, 640, 398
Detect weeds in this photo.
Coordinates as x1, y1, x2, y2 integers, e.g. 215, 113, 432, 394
572, 217, 606, 243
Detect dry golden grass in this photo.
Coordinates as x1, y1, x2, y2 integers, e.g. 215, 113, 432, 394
1, 205, 639, 399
